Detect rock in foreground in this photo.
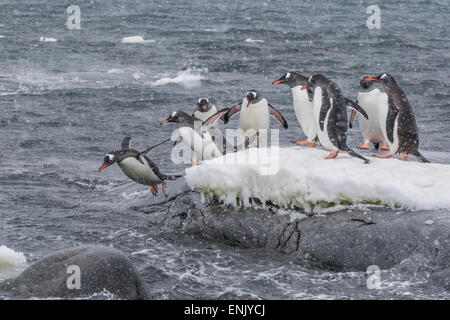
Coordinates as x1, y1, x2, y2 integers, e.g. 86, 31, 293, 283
2, 245, 148, 299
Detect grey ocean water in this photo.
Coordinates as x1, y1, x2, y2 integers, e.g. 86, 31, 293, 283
0, 0, 449, 299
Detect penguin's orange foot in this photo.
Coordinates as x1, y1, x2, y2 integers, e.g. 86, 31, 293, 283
325, 151, 339, 159
357, 143, 370, 150
191, 161, 197, 167
374, 153, 393, 159
292, 140, 310, 146
399, 155, 409, 161
308, 141, 318, 148
150, 185, 158, 196
162, 181, 168, 197
381, 142, 390, 151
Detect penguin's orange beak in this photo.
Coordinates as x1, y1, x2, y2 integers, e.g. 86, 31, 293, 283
161, 119, 171, 125
272, 80, 285, 85
363, 78, 378, 82
301, 84, 309, 90
98, 163, 110, 172
247, 101, 252, 108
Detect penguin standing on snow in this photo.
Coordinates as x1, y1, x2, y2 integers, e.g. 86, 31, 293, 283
272, 72, 318, 147
362, 73, 429, 162
302, 74, 370, 163
98, 137, 181, 197
349, 76, 389, 151
203, 90, 288, 147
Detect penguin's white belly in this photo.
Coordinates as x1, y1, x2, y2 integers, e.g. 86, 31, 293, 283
239, 103, 269, 133
118, 157, 161, 186
376, 93, 399, 153
194, 105, 217, 124
291, 87, 316, 141
357, 91, 386, 143
313, 88, 337, 151
178, 127, 221, 161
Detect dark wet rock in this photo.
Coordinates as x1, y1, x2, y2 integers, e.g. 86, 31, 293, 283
2, 245, 149, 299
151, 192, 450, 272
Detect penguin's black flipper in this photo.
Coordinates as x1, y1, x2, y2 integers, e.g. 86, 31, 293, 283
319, 95, 332, 131
172, 136, 182, 147
203, 108, 230, 129
349, 109, 357, 129
386, 101, 399, 144
345, 98, 368, 120
138, 139, 170, 158
268, 103, 288, 129
306, 86, 314, 102
223, 103, 242, 123
343, 146, 371, 164
413, 151, 430, 163
121, 137, 131, 150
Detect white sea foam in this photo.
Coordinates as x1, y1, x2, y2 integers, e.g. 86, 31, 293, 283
39, 36, 57, 42
0, 35, 5, 38
0, 245, 27, 280
185, 147, 450, 212
120, 36, 155, 44
152, 68, 207, 88
245, 38, 264, 43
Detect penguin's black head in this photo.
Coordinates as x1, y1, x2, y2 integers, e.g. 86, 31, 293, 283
99, 152, 119, 172
245, 90, 259, 107
161, 111, 181, 125
301, 74, 329, 91
377, 73, 397, 86
161, 111, 192, 125
196, 98, 211, 112
272, 72, 308, 88
360, 75, 378, 89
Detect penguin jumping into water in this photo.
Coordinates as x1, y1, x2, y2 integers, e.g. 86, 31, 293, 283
203, 90, 288, 147
161, 111, 222, 166
349, 76, 389, 151
272, 72, 318, 147
302, 74, 371, 163
98, 137, 182, 197
361, 74, 430, 163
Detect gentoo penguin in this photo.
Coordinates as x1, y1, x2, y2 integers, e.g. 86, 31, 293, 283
192, 98, 218, 123
204, 90, 288, 147
161, 111, 221, 165
302, 74, 370, 163
273, 72, 318, 147
98, 137, 181, 197
362, 74, 429, 162
348, 76, 389, 151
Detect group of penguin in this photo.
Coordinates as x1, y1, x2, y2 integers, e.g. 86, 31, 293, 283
99, 72, 429, 197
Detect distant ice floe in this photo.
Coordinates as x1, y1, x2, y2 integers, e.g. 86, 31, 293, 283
185, 147, 450, 213
152, 67, 207, 88
0, 35, 5, 38
39, 36, 57, 42
120, 36, 155, 44
245, 38, 264, 43
0, 245, 27, 280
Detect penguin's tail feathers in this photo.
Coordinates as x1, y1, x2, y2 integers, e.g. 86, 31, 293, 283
343, 147, 371, 164
413, 151, 430, 163
163, 174, 184, 181
373, 142, 380, 150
